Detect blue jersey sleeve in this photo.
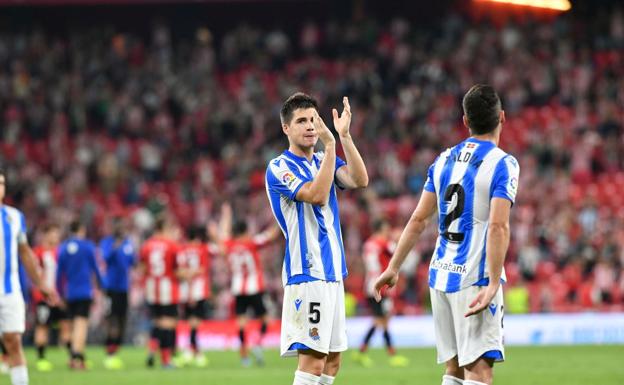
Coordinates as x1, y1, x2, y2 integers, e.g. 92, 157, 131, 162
88, 242, 105, 289
266, 158, 310, 201
491, 155, 520, 204
423, 158, 438, 193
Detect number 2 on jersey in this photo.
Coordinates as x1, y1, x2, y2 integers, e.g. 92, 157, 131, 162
442, 183, 465, 243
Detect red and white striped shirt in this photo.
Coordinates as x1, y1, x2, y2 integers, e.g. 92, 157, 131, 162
224, 235, 270, 296
177, 242, 214, 302
363, 236, 394, 297
32, 245, 58, 303
140, 236, 180, 305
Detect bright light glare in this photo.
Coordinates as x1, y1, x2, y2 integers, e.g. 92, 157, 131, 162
475, 0, 571, 11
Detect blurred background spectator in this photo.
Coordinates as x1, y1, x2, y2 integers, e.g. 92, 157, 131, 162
0, 0, 622, 331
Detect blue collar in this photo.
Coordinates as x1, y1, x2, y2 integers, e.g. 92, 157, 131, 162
283, 150, 314, 164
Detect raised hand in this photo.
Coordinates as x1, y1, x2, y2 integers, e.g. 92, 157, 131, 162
313, 109, 336, 146
332, 96, 352, 138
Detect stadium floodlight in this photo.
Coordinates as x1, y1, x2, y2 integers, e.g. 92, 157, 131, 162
474, 0, 571, 11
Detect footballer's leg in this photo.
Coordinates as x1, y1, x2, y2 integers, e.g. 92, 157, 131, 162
442, 356, 464, 385
251, 294, 268, 366
2, 333, 28, 385
34, 303, 52, 371
295, 349, 325, 384
319, 352, 340, 385
463, 357, 494, 385
235, 295, 251, 366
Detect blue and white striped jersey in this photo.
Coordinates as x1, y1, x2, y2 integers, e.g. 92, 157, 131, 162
266, 150, 347, 286
424, 137, 520, 293
0, 205, 28, 295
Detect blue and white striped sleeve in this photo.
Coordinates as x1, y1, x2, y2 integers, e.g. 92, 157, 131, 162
17, 211, 27, 244
423, 158, 438, 193
491, 155, 520, 204
266, 159, 311, 201
334, 155, 347, 189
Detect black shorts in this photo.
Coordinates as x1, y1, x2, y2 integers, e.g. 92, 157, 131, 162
235, 293, 267, 317
67, 299, 92, 319
35, 302, 68, 326
106, 291, 128, 319
367, 297, 389, 317
148, 304, 178, 319
180, 300, 209, 320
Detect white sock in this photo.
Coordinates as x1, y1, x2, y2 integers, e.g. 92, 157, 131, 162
319, 373, 335, 385
10, 366, 28, 385
293, 370, 320, 385
463, 381, 488, 385
442, 374, 463, 385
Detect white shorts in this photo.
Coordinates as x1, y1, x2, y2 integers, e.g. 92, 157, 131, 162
0, 292, 25, 334
430, 285, 505, 367
280, 280, 348, 357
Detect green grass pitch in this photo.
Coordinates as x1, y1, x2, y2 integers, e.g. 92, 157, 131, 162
23, 345, 623, 385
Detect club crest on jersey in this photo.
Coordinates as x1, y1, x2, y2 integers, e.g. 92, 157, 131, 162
294, 298, 303, 311
281, 171, 296, 188
309, 327, 320, 341
489, 303, 497, 316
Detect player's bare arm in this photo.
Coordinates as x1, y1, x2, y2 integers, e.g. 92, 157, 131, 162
465, 197, 511, 317
333, 97, 368, 189
19, 242, 59, 305
295, 110, 336, 205
374, 190, 437, 301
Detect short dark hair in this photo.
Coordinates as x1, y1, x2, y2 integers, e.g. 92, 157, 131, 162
69, 220, 83, 234
280, 92, 318, 125
372, 219, 389, 233
186, 225, 205, 242
232, 219, 248, 237
462, 85, 502, 135
154, 217, 166, 232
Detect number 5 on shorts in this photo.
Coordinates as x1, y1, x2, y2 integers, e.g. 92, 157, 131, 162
309, 302, 321, 324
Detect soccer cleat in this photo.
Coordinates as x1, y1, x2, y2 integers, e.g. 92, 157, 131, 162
388, 354, 409, 367
146, 354, 155, 368
241, 357, 251, 368
352, 351, 374, 368
194, 354, 209, 368
35, 359, 54, 372
103, 355, 124, 370
251, 347, 265, 366
69, 360, 87, 371
0, 362, 8, 374
161, 363, 176, 370
172, 354, 187, 368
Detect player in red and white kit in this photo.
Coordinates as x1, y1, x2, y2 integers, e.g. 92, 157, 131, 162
177, 225, 216, 367
138, 218, 182, 369
215, 203, 280, 367
32, 224, 70, 372
354, 219, 411, 368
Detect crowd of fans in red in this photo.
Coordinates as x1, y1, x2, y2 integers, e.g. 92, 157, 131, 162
1, 6, 623, 316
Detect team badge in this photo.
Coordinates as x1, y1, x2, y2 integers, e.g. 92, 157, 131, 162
309, 327, 320, 341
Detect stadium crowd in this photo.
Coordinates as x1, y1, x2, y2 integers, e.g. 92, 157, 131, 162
0, 5, 623, 332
